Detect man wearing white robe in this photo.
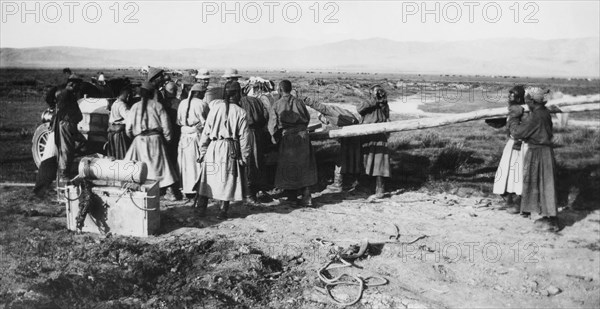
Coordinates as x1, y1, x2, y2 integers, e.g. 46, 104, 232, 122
177, 83, 209, 196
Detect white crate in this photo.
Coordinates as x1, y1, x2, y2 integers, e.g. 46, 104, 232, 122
63, 180, 160, 237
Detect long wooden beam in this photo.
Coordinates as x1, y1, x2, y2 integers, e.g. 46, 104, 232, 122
310, 98, 600, 140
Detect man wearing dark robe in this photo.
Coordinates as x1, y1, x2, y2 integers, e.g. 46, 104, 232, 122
357, 85, 390, 199
146, 67, 182, 200
240, 87, 270, 205
508, 87, 558, 232
302, 98, 361, 193
54, 75, 85, 180
268, 80, 317, 207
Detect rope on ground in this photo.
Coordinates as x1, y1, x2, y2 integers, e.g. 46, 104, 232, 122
313, 239, 389, 307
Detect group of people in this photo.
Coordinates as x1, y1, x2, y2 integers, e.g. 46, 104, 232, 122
38, 67, 392, 220
492, 86, 559, 232
34, 67, 558, 229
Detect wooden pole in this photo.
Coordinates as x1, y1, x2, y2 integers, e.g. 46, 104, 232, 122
310, 99, 600, 140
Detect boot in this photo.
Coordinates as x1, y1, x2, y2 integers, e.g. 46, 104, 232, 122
498, 193, 513, 210
507, 194, 521, 214
343, 175, 360, 191
244, 182, 261, 206
298, 187, 314, 208
245, 194, 261, 207
166, 185, 183, 201
321, 166, 343, 194
285, 189, 299, 203
534, 216, 559, 232
217, 201, 230, 220
194, 195, 208, 217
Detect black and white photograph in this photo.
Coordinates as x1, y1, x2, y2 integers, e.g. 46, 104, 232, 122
1, 0, 599, 307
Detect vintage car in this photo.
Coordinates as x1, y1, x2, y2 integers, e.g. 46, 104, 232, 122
32, 98, 112, 167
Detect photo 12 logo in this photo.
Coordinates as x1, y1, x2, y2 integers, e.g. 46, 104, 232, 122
401, 1, 540, 23
200, 1, 340, 23
1, 1, 140, 23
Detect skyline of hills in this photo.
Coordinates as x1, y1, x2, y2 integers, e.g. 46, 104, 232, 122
1, 37, 598, 78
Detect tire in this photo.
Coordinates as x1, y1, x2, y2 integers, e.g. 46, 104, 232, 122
32, 123, 52, 168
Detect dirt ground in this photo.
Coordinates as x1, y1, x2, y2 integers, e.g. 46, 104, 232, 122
1, 182, 599, 308
1, 68, 599, 308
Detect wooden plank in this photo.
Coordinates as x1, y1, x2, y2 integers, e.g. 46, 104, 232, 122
310, 100, 600, 140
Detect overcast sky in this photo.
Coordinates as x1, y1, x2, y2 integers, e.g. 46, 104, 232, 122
1, 0, 599, 49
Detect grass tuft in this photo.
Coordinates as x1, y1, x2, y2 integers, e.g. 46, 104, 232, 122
431, 142, 472, 177
419, 132, 450, 148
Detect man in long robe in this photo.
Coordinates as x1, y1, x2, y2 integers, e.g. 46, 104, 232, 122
177, 83, 209, 198
54, 75, 85, 180
124, 82, 179, 196
268, 80, 317, 207
106, 86, 133, 159
240, 88, 270, 205
508, 87, 558, 232
145, 67, 182, 200
357, 85, 391, 199
303, 98, 361, 193
196, 81, 250, 219
160, 81, 181, 167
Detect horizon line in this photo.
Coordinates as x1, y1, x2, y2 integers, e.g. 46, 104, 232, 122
1, 36, 599, 51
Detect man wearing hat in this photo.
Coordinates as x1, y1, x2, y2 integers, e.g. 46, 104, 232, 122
176, 83, 209, 199
200, 69, 225, 107
147, 66, 165, 84
124, 81, 179, 199
196, 80, 251, 219
508, 87, 559, 232
268, 80, 317, 207
147, 66, 169, 101
222, 68, 241, 82
159, 81, 183, 199
196, 69, 211, 88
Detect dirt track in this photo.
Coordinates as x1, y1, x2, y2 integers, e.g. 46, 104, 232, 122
1, 184, 599, 308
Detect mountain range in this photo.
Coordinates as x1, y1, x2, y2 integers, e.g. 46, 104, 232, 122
1, 37, 598, 77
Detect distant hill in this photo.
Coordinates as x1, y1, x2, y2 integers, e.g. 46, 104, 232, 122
1, 37, 598, 77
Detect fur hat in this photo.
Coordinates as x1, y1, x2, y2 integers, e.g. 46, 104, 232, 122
196, 68, 211, 80
525, 87, 549, 104
222, 68, 241, 78
147, 67, 164, 81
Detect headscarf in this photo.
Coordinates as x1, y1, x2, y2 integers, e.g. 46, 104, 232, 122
525, 87, 550, 104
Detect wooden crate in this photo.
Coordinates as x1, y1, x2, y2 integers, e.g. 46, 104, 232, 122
63, 180, 160, 237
